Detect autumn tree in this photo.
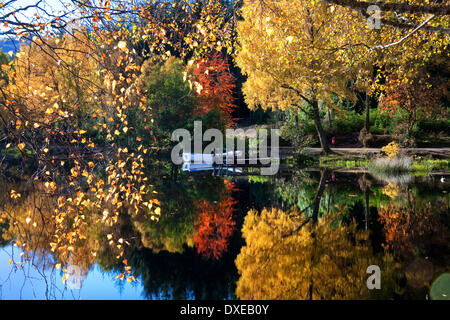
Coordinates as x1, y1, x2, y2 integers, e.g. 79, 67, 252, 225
194, 180, 237, 260
322, 0, 450, 34
190, 52, 237, 126
378, 200, 449, 258
236, 0, 449, 151
376, 52, 449, 144
3, 31, 100, 120
0, 31, 161, 287
236, 0, 366, 153
235, 207, 400, 299
0, 0, 241, 290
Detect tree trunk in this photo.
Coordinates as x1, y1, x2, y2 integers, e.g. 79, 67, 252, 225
295, 111, 300, 129
311, 100, 331, 154
309, 169, 328, 300
327, 107, 333, 129
364, 189, 369, 230
365, 93, 370, 132
312, 169, 329, 222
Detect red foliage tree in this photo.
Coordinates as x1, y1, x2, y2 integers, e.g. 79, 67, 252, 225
192, 53, 237, 126
194, 181, 237, 260
379, 56, 448, 138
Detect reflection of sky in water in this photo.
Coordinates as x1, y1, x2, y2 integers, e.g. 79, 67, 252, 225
0, 245, 145, 300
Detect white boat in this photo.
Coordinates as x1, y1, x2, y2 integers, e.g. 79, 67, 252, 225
182, 150, 243, 164
182, 162, 242, 173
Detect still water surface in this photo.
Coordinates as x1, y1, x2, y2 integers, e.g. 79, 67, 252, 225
0, 164, 448, 300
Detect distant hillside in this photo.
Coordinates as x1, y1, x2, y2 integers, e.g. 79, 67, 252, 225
0, 39, 21, 53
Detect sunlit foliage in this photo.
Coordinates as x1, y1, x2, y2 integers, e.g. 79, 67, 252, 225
235, 207, 400, 299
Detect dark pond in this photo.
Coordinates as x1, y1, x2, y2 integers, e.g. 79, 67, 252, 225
0, 162, 449, 300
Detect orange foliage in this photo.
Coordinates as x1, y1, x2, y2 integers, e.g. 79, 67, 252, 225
194, 181, 237, 260
192, 52, 237, 126
378, 202, 449, 257
380, 75, 446, 116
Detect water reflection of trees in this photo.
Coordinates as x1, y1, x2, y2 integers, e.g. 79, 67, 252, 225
235, 207, 399, 300
0, 161, 239, 299
0, 180, 93, 299
237, 171, 449, 299
1, 164, 448, 300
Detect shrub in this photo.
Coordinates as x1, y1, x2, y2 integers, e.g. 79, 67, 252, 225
416, 119, 450, 135
369, 156, 413, 175
382, 142, 400, 158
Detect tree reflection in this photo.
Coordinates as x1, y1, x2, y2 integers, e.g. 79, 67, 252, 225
0, 161, 239, 299
379, 201, 449, 257
0, 165, 448, 300
194, 180, 237, 260
235, 205, 399, 300
235, 171, 449, 300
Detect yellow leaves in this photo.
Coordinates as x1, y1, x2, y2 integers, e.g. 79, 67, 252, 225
44, 181, 56, 190
286, 36, 294, 44
50, 242, 58, 252
236, 206, 376, 299
382, 142, 400, 159
70, 167, 78, 177
383, 183, 400, 199
117, 41, 127, 51
10, 190, 21, 199
194, 81, 203, 94
18, 143, 26, 151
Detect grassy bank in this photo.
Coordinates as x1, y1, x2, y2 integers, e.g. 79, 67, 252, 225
319, 155, 449, 173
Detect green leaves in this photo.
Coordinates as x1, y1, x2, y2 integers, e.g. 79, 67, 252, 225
430, 273, 450, 300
